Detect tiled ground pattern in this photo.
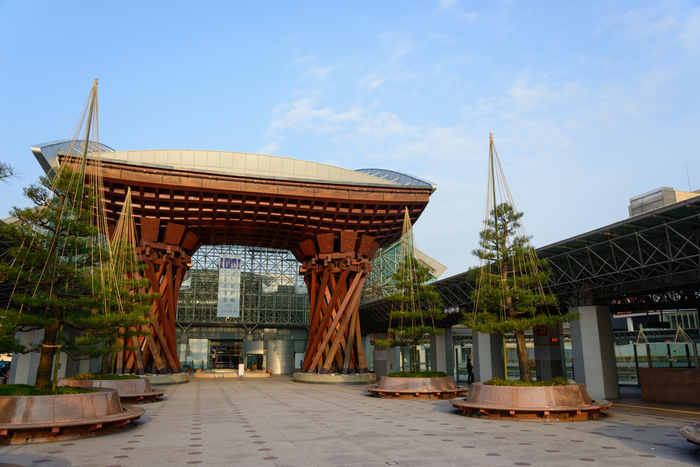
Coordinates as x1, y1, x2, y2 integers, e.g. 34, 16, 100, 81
0, 376, 698, 466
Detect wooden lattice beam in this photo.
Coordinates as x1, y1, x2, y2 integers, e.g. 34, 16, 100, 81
119, 220, 197, 375
298, 231, 378, 374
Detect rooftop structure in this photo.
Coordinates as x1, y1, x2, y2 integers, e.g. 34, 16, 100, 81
628, 186, 700, 217
31, 141, 435, 253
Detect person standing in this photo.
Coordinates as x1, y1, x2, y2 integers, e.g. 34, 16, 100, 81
466, 358, 474, 384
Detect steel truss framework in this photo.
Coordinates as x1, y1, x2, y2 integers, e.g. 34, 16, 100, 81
360, 271, 472, 334
176, 245, 309, 326
539, 196, 700, 306
361, 197, 700, 333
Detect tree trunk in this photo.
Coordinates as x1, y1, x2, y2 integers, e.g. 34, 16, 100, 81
99, 334, 113, 375
100, 351, 111, 375
35, 324, 58, 391
514, 330, 532, 382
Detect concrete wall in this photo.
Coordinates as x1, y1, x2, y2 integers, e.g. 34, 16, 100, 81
570, 305, 619, 399
430, 328, 454, 376
373, 333, 400, 377
473, 332, 505, 382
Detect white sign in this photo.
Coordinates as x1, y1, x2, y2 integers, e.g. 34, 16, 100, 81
374, 349, 387, 361
217, 255, 242, 318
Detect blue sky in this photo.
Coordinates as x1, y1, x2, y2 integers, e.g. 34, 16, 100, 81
1, 1, 698, 276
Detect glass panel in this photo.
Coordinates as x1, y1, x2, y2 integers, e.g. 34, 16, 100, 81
177, 245, 309, 326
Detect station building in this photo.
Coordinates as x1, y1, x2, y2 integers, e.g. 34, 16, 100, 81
7, 141, 699, 404
7, 140, 443, 383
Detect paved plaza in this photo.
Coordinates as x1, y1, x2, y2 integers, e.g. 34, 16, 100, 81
1, 376, 699, 466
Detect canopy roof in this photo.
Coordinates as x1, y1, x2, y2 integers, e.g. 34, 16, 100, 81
31, 141, 437, 252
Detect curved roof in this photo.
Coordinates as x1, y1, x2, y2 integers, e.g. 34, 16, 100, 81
30, 141, 437, 251
31, 140, 115, 174
355, 168, 437, 194
32, 142, 433, 192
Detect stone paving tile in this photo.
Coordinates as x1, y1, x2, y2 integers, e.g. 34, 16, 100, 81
1, 376, 699, 466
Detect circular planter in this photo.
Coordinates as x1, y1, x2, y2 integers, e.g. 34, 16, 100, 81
58, 377, 164, 404
367, 376, 467, 399
144, 373, 190, 385
450, 382, 611, 421
0, 388, 144, 444
294, 372, 377, 385
679, 423, 700, 447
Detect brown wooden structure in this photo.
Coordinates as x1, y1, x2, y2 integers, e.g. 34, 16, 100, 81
41, 148, 435, 375
115, 219, 199, 374
90, 158, 431, 252
298, 231, 379, 374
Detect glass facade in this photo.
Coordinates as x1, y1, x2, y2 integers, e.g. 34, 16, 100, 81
177, 245, 309, 326
361, 240, 404, 304
177, 238, 422, 326
175, 236, 442, 372
361, 237, 439, 305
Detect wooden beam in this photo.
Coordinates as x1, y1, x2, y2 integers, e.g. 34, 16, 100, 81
308, 273, 362, 372
322, 275, 366, 373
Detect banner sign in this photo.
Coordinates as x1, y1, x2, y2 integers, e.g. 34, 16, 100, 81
217, 255, 242, 318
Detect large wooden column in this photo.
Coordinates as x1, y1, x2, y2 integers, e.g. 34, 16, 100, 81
297, 231, 379, 374
117, 219, 199, 375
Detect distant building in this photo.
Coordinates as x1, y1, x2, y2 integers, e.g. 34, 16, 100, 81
628, 187, 700, 217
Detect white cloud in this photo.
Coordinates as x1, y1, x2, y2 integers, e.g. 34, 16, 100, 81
304, 66, 334, 79
291, 54, 339, 80
678, 8, 700, 52
391, 44, 414, 59
264, 95, 484, 170
506, 75, 580, 112
360, 72, 386, 92
597, 3, 681, 43
427, 32, 453, 43
258, 139, 281, 155
377, 31, 416, 60
458, 12, 477, 23
265, 98, 339, 136
435, 0, 475, 24
258, 9, 700, 273
438, 0, 459, 11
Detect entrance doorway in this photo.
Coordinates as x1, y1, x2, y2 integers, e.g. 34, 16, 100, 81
210, 341, 242, 369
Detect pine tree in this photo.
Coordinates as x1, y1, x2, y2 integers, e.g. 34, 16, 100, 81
0, 162, 17, 183
0, 168, 151, 391
376, 255, 445, 374
463, 203, 576, 382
